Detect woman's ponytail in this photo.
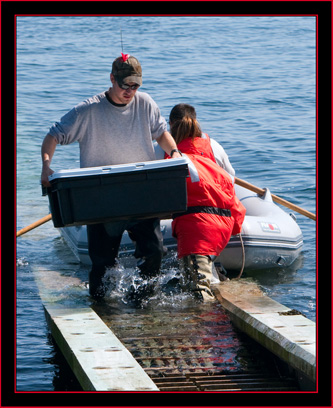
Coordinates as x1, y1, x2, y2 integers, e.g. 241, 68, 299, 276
169, 104, 202, 144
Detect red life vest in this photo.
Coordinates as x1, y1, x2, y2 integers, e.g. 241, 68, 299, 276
168, 135, 246, 258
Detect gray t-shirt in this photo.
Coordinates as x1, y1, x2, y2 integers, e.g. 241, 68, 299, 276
48, 90, 167, 168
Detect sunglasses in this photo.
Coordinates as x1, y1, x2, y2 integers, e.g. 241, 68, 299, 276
117, 80, 140, 91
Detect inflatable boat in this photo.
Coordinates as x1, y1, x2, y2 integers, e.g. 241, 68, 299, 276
59, 183, 303, 271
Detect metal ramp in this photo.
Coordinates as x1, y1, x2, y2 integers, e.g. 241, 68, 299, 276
152, 373, 299, 391
93, 301, 300, 391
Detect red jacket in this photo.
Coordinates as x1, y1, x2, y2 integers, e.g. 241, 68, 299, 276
169, 135, 246, 258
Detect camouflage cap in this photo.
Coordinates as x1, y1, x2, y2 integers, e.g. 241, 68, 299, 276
111, 53, 142, 86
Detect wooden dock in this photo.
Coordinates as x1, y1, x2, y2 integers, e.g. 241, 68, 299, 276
32, 265, 316, 391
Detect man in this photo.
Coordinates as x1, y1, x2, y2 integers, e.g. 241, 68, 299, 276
41, 54, 181, 300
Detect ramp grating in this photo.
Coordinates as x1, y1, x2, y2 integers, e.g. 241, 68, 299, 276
152, 372, 299, 392
93, 302, 300, 392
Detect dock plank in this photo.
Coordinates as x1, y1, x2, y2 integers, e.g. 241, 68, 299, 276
212, 280, 316, 384
33, 266, 158, 391
44, 304, 159, 391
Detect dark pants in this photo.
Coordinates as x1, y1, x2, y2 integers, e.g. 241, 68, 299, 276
87, 217, 164, 282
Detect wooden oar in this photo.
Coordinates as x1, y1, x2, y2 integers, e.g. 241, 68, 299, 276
235, 177, 316, 221
16, 214, 52, 237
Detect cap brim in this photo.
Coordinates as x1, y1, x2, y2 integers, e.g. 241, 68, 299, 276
123, 75, 142, 86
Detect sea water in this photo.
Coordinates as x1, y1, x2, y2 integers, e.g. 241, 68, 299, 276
16, 16, 316, 391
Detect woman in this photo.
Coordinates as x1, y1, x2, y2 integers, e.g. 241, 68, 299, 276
168, 104, 246, 301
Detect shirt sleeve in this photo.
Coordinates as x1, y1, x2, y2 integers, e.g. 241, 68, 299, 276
48, 105, 84, 145
210, 138, 235, 176
146, 95, 167, 140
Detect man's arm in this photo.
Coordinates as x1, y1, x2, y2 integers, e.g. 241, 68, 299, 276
155, 131, 182, 158
41, 134, 58, 187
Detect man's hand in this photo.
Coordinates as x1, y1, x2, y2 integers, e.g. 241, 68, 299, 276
41, 134, 57, 187
41, 162, 54, 187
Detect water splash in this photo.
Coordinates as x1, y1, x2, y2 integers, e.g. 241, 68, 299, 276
101, 260, 197, 309
16, 257, 29, 267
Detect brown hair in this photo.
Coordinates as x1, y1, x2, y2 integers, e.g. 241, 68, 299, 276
169, 104, 202, 144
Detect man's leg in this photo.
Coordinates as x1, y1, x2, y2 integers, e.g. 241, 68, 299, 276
128, 218, 164, 278
87, 222, 123, 299
124, 218, 164, 303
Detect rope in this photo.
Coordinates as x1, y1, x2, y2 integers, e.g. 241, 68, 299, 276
235, 233, 245, 279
